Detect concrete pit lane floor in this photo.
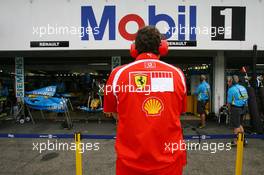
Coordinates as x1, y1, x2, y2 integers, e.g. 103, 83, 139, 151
0, 118, 263, 175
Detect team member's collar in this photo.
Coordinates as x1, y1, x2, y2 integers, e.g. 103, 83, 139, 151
135, 53, 159, 60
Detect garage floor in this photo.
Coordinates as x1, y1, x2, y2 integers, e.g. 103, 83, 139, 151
0, 118, 263, 175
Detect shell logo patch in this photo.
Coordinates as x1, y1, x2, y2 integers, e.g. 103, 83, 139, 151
142, 97, 164, 116
134, 74, 148, 89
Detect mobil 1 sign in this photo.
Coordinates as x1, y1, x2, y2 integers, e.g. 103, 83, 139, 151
1, 0, 264, 50
211, 7, 246, 41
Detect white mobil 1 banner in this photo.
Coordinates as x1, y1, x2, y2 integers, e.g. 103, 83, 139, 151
0, 0, 263, 51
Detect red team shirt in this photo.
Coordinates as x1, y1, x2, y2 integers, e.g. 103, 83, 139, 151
104, 53, 187, 175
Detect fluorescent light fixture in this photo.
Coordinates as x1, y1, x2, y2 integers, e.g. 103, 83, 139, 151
26, 73, 35, 76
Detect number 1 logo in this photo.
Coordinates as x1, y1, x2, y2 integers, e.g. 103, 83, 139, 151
211, 6, 246, 41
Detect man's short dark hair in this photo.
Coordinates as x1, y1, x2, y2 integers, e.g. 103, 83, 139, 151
232, 75, 239, 84
135, 26, 161, 55
200, 75, 207, 81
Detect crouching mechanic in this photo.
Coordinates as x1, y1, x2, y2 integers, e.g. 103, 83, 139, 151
227, 75, 248, 146
104, 26, 187, 175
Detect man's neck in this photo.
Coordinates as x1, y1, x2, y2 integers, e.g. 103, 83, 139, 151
135, 53, 160, 60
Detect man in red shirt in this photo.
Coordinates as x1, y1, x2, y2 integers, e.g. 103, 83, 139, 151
104, 26, 187, 175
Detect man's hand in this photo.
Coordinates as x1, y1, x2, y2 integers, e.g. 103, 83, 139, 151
104, 112, 113, 118
104, 112, 118, 119
227, 104, 231, 113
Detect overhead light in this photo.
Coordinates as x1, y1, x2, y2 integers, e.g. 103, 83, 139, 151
26, 73, 34, 76
89, 72, 98, 75
72, 72, 79, 76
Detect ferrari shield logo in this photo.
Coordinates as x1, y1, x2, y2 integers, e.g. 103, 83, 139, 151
135, 74, 148, 89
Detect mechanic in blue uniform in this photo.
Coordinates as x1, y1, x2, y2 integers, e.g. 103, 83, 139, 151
227, 75, 248, 146
194, 75, 210, 129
